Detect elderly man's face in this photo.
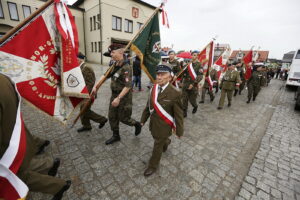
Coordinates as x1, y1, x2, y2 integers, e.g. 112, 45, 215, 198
110, 49, 124, 61
156, 72, 172, 86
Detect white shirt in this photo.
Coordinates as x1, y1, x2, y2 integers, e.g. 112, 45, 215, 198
159, 82, 169, 93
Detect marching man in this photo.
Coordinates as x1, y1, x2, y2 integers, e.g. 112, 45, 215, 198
140, 63, 184, 177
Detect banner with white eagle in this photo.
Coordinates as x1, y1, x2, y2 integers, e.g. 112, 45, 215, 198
0, 0, 89, 123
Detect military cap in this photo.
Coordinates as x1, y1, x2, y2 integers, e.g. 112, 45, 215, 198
103, 44, 124, 57
232, 61, 239, 65
191, 50, 199, 55
156, 63, 172, 73
168, 50, 175, 55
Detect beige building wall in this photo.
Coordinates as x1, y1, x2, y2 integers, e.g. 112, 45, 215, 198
81, 0, 155, 64
0, 0, 85, 54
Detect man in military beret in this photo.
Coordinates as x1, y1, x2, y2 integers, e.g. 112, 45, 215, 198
140, 63, 184, 176
168, 50, 181, 75
93, 44, 142, 145
217, 62, 241, 109
77, 53, 108, 133
180, 51, 203, 117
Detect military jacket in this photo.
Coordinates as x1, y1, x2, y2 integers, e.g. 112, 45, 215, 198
110, 62, 132, 93
168, 59, 181, 75
141, 84, 184, 137
248, 71, 264, 87
204, 68, 218, 88
81, 63, 95, 93
182, 61, 203, 89
220, 70, 241, 90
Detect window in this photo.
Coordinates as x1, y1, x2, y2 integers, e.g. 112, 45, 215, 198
7, 2, 19, 21
295, 50, 300, 59
22, 5, 31, 19
93, 16, 96, 30
97, 14, 100, 29
112, 16, 121, 31
94, 42, 97, 52
91, 42, 93, 52
0, 1, 4, 18
90, 17, 92, 31
98, 42, 101, 52
137, 22, 143, 30
124, 19, 133, 33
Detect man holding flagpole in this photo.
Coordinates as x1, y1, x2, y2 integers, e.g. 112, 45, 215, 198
181, 51, 203, 117
140, 63, 184, 177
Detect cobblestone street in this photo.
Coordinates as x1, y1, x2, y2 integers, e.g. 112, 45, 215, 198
24, 64, 300, 200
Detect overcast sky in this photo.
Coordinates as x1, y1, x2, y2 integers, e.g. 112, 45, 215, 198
68, 0, 300, 59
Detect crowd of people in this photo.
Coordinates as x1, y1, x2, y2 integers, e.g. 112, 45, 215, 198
1, 44, 280, 199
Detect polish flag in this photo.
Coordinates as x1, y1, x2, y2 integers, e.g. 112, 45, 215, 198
243, 50, 253, 80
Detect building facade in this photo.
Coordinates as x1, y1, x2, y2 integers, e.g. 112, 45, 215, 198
0, 0, 156, 64
229, 50, 269, 63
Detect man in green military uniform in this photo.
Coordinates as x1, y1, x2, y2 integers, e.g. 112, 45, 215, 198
181, 51, 203, 117
77, 53, 108, 133
0, 73, 71, 200
168, 50, 181, 75
199, 67, 218, 103
247, 63, 265, 103
92, 44, 142, 145
217, 63, 241, 109
234, 62, 246, 96
141, 63, 184, 177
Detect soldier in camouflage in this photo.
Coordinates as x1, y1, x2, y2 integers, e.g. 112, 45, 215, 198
246, 63, 265, 103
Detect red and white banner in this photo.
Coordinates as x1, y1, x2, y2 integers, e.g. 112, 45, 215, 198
0, 1, 88, 123
0, 76, 28, 200
151, 84, 176, 130
214, 47, 231, 80
243, 50, 253, 80
187, 63, 197, 81
198, 41, 214, 73
161, 6, 169, 28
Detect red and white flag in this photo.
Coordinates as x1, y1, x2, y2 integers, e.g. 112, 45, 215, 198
0, 77, 28, 200
160, 1, 169, 28
198, 41, 214, 73
214, 47, 231, 80
243, 50, 253, 80
0, 1, 89, 123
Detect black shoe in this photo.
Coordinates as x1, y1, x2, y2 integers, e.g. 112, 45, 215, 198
247, 99, 251, 104
199, 101, 204, 104
239, 90, 242, 95
98, 119, 108, 129
253, 97, 256, 101
36, 140, 50, 155
183, 112, 187, 118
105, 131, 120, 145
228, 103, 231, 107
192, 106, 198, 114
134, 122, 142, 136
48, 158, 60, 177
217, 107, 223, 110
77, 127, 92, 132
52, 180, 71, 200
144, 167, 156, 177
234, 90, 238, 96
210, 96, 215, 102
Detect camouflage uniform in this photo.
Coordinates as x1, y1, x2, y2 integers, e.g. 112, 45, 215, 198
108, 62, 138, 132
237, 64, 246, 95
247, 70, 264, 102
80, 63, 107, 129
200, 68, 217, 102
218, 69, 241, 108
181, 61, 203, 115
168, 59, 181, 75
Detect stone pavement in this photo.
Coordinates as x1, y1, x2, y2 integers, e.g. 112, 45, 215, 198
23, 64, 297, 200
236, 86, 300, 200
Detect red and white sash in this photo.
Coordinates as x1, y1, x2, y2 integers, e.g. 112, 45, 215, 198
206, 76, 213, 91
0, 78, 28, 200
151, 84, 176, 130
187, 63, 197, 81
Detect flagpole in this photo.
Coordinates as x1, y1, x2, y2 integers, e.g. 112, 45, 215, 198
71, 3, 163, 127
0, 0, 54, 45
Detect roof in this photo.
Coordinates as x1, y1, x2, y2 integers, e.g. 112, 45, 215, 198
72, 0, 156, 9
229, 50, 269, 62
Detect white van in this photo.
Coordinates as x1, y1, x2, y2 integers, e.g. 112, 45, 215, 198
286, 49, 300, 87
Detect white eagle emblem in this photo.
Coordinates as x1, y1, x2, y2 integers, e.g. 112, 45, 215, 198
152, 41, 161, 53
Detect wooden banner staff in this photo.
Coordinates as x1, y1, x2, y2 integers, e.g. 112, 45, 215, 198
71, 3, 164, 127
0, 0, 54, 45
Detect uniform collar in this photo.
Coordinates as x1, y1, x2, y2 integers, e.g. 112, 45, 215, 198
159, 82, 169, 93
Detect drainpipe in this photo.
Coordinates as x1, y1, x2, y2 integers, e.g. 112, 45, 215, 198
99, 0, 103, 65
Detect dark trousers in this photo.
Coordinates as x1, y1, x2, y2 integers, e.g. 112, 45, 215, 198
148, 135, 170, 169
132, 75, 141, 90
80, 104, 107, 128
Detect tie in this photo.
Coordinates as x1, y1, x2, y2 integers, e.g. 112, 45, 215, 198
158, 86, 162, 95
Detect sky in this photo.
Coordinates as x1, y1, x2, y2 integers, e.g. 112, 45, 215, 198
68, 0, 300, 59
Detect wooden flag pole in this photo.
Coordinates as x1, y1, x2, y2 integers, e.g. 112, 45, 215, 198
0, 0, 54, 45
71, 3, 163, 127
